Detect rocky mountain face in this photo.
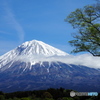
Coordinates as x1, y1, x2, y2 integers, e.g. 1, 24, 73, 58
0, 40, 100, 93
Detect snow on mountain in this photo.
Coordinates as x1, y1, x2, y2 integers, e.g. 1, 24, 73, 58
16, 40, 68, 56
0, 40, 68, 68
0, 40, 100, 69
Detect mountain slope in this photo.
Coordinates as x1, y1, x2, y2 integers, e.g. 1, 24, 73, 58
0, 40, 100, 93
0, 61, 100, 92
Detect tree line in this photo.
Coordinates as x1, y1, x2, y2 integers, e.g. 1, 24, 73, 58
0, 88, 100, 100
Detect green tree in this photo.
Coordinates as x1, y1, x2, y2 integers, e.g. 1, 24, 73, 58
63, 97, 74, 100
30, 94, 36, 99
65, 3, 100, 56
7, 98, 13, 100
0, 95, 5, 100
42, 92, 53, 99
13, 97, 21, 100
43, 98, 54, 100
0, 91, 4, 95
73, 96, 80, 100
85, 98, 93, 100
21, 97, 31, 100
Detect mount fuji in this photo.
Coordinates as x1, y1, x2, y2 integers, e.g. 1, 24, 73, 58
0, 40, 100, 93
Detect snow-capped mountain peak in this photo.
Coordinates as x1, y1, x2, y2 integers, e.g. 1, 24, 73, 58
1, 40, 100, 69
16, 40, 68, 56
0, 40, 68, 68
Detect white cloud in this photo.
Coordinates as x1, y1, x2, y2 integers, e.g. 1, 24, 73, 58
14, 54, 100, 69
62, 54, 100, 69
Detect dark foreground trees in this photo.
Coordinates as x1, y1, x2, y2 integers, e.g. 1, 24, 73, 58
0, 88, 100, 100
65, 2, 100, 56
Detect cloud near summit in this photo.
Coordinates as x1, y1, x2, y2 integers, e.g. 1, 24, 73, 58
15, 54, 100, 69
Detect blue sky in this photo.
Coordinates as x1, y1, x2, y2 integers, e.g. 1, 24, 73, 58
0, 0, 96, 56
